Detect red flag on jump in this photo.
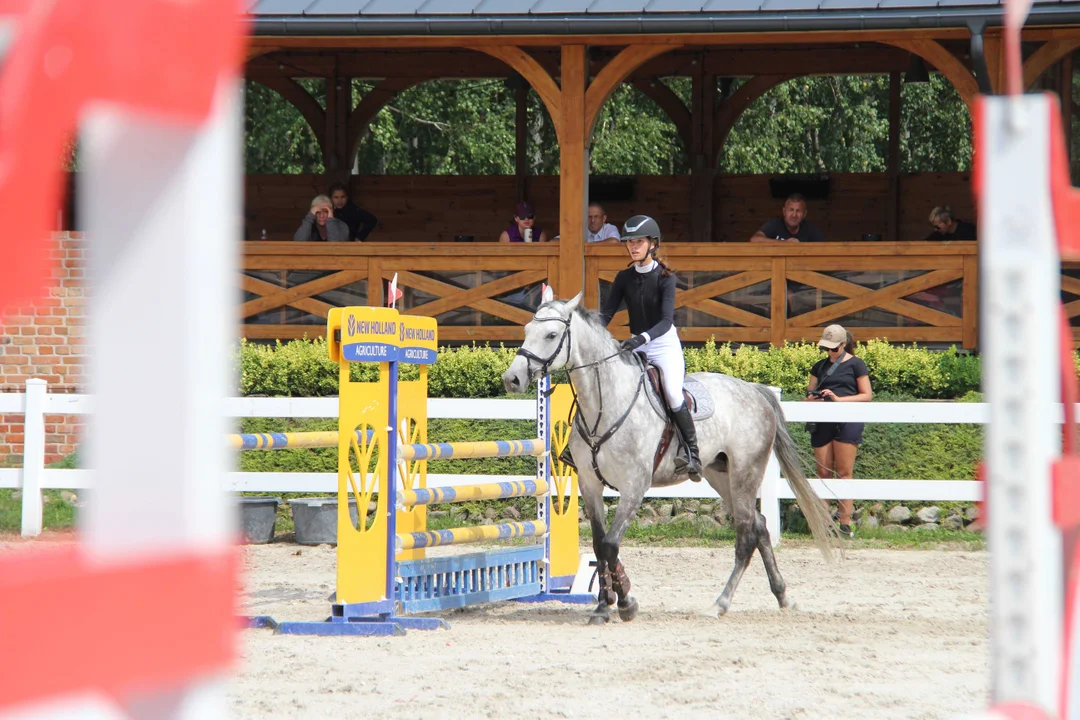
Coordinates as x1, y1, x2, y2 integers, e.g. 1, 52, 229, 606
388, 272, 404, 309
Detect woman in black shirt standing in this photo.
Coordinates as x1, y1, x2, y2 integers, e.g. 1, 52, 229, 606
806, 324, 873, 537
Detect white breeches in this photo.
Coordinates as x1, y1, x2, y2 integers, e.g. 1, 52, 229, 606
636, 326, 686, 409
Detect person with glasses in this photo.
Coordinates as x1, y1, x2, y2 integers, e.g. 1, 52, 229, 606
925, 205, 976, 240
586, 201, 621, 243
499, 201, 549, 243
805, 324, 873, 537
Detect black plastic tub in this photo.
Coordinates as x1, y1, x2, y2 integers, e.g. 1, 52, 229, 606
239, 497, 281, 544
289, 497, 359, 546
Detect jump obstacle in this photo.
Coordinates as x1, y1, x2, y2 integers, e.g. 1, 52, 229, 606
248, 306, 593, 636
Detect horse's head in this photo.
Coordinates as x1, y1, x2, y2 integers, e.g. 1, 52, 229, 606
503, 285, 581, 393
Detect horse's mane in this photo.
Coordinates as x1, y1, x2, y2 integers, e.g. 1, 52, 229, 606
537, 301, 636, 365
572, 306, 609, 333
536, 301, 608, 334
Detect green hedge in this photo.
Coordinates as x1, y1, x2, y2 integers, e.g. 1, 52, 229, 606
235, 337, 987, 483
238, 337, 983, 399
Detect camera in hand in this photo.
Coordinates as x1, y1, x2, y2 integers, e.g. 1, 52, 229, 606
808, 390, 825, 398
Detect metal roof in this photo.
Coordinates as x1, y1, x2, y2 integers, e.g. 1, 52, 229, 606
248, 0, 1080, 36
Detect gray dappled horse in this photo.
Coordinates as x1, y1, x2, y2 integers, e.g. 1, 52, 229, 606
503, 288, 839, 624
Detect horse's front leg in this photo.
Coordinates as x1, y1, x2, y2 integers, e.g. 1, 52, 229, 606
599, 480, 648, 623
580, 472, 615, 625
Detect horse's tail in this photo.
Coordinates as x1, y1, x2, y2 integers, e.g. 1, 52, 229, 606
753, 384, 841, 562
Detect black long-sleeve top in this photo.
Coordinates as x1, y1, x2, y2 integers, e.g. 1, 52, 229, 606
599, 262, 676, 340
334, 201, 379, 241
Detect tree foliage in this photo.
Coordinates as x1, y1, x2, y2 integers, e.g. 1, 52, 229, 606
721, 74, 971, 174
244, 73, 973, 176
355, 79, 522, 175
722, 76, 890, 173
899, 74, 972, 172
590, 83, 688, 175
244, 80, 324, 174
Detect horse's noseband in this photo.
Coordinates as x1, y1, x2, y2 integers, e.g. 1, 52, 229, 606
515, 314, 571, 378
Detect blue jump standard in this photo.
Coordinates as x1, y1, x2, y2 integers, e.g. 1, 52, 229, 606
274, 616, 449, 637
513, 590, 597, 605
247, 551, 597, 635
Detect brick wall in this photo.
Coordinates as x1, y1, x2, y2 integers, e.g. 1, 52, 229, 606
0, 233, 87, 465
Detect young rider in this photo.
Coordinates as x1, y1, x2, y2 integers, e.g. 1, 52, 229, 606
598, 215, 702, 480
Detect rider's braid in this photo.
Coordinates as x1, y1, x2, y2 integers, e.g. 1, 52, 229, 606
654, 243, 675, 277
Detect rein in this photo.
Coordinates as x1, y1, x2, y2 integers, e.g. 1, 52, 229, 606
516, 311, 646, 488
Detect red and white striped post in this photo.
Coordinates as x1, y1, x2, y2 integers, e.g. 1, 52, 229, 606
977, 1, 1080, 717
0, 2, 247, 717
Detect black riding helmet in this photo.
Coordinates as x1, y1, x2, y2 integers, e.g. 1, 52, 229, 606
620, 215, 662, 246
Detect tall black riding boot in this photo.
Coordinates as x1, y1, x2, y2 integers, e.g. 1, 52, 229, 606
671, 404, 703, 481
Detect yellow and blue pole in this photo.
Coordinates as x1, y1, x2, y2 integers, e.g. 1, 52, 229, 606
398, 439, 544, 461
227, 429, 372, 450
396, 521, 548, 551
539, 374, 551, 594
400, 479, 549, 507
386, 356, 399, 611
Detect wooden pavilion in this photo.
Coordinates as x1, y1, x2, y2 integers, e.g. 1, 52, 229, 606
241, 0, 1080, 346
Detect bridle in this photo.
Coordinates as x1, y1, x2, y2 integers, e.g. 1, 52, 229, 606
515, 313, 572, 380
515, 308, 647, 488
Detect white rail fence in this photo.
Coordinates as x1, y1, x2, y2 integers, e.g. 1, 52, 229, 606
0, 379, 997, 538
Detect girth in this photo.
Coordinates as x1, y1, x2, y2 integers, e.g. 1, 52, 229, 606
570, 356, 680, 489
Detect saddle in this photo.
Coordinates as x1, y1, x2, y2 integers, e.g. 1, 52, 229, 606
645, 365, 715, 475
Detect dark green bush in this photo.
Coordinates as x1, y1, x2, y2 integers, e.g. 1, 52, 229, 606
231, 338, 983, 483
238, 337, 984, 399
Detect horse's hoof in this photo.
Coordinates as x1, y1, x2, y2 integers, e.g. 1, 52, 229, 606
702, 600, 729, 618
779, 597, 796, 611
617, 597, 639, 622
588, 613, 610, 626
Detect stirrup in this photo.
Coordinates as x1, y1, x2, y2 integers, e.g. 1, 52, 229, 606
673, 451, 703, 482
557, 444, 578, 472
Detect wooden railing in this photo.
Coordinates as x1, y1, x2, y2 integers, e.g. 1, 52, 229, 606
242, 242, 560, 342
242, 241, 981, 347
587, 242, 979, 347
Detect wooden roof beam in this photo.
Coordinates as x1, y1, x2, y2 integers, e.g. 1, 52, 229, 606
884, 39, 978, 109
1023, 38, 1080, 89
248, 49, 561, 80
252, 72, 328, 161
629, 78, 692, 150
249, 46, 915, 83
585, 45, 678, 137
712, 75, 794, 165
346, 78, 423, 163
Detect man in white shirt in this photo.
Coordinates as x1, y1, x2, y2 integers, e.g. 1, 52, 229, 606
586, 202, 621, 243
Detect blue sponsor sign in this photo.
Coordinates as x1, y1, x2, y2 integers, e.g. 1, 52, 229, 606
397, 315, 438, 365
341, 307, 400, 363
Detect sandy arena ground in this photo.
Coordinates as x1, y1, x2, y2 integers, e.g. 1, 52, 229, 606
234, 542, 988, 719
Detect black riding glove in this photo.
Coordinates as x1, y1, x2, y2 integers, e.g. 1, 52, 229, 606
620, 335, 646, 352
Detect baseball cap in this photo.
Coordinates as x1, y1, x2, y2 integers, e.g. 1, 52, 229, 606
818, 324, 847, 350
515, 201, 535, 218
